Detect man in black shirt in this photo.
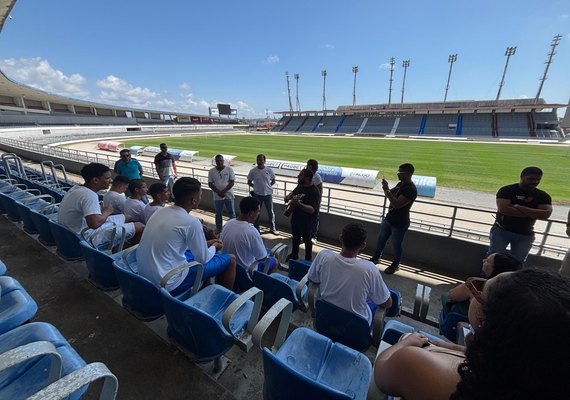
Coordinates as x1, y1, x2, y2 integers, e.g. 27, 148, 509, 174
369, 163, 417, 274
489, 166, 552, 263
284, 168, 320, 261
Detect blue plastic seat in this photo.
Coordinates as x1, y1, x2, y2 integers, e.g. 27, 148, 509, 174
438, 308, 469, 343
0, 322, 87, 399
160, 284, 262, 362
79, 241, 120, 290
0, 276, 38, 335
48, 220, 83, 261
0, 261, 6, 276
262, 327, 372, 400
253, 271, 308, 310
0, 189, 42, 222
382, 319, 445, 345
233, 262, 255, 293
29, 209, 58, 246
287, 258, 312, 281
14, 197, 54, 234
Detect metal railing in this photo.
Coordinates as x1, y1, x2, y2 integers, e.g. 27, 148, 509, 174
1, 136, 567, 259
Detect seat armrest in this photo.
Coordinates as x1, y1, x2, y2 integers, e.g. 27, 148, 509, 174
23, 188, 42, 195
121, 244, 139, 272
252, 298, 293, 352
371, 307, 387, 347
248, 258, 267, 276
0, 341, 62, 385
295, 275, 310, 312
21, 194, 55, 205
222, 287, 264, 351
160, 261, 204, 297
269, 243, 288, 263
27, 362, 118, 400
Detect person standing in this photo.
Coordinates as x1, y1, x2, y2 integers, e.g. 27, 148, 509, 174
369, 163, 417, 274
208, 154, 236, 233
114, 149, 144, 181
560, 210, 570, 277
154, 143, 178, 198
307, 159, 323, 242
247, 154, 277, 234
488, 166, 552, 263
285, 168, 320, 261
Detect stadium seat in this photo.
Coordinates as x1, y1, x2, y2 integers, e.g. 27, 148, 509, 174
252, 271, 308, 311
0, 276, 38, 335
14, 196, 55, 234
0, 322, 90, 399
261, 327, 372, 400
287, 259, 311, 281
233, 243, 289, 293
382, 319, 444, 346
0, 261, 5, 276
438, 308, 469, 343
29, 208, 58, 247
48, 220, 83, 261
79, 241, 120, 291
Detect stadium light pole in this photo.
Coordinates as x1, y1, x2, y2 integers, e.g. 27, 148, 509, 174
496, 46, 516, 102
352, 66, 358, 106
400, 59, 410, 106
535, 34, 562, 104
388, 57, 395, 107
294, 73, 300, 112
443, 54, 458, 105
321, 70, 327, 111
285, 71, 293, 112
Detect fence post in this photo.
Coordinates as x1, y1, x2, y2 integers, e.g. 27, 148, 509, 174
448, 207, 458, 238
536, 220, 552, 256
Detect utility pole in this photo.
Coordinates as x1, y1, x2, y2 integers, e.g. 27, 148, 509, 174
285, 71, 293, 112
535, 34, 562, 103
321, 70, 327, 111
352, 66, 358, 106
496, 46, 517, 101
388, 57, 395, 106
294, 73, 300, 112
443, 54, 458, 105
400, 59, 410, 106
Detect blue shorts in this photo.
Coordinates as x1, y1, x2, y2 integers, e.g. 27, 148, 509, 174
169, 252, 231, 296
366, 299, 378, 328
256, 256, 278, 272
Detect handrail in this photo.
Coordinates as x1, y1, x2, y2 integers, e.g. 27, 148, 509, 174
0, 136, 567, 259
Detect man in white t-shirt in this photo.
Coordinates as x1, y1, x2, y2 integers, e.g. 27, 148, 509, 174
137, 177, 236, 295
221, 197, 279, 273
208, 154, 236, 234
124, 179, 148, 223
58, 163, 144, 249
102, 175, 129, 215
143, 182, 169, 223
307, 222, 392, 326
247, 154, 277, 234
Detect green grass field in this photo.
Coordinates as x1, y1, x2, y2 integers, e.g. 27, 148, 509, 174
124, 134, 570, 203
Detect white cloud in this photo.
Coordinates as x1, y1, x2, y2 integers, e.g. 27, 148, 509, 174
519, 94, 529, 99
323, 43, 335, 49
179, 82, 190, 91
96, 75, 165, 108
263, 55, 280, 65
0, 57, 88, 98
559, 14, 569, 19
379, 63, 391, 69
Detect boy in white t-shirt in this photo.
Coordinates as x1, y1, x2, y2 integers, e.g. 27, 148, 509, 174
307, 222, 392, 326
221, 197, 279, 273
124, 179, 148, 223
102, 175, 129, 214
143, 182, 170, 223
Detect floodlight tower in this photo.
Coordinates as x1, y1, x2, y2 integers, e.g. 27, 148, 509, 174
294, 73, 300, 112
285, 71, 293, 112
443, 53, 458, 105
496, 46, 517, 101
352, 66, 359, 106
400, 59, 410, 106
388, 57, 395, 106
535, 34, 562, 104
321, 70, 327, 111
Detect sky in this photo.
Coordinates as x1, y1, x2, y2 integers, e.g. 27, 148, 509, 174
0, 0, 569, 118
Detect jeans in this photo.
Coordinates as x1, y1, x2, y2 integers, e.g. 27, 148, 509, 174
162, 175, 175, 200
213, 198, 236, 233
488, 225, 534, 263
290, 215, 313, 260
253, 194, 276, 231
311, 211, 319, 239
371, 219, 408, 267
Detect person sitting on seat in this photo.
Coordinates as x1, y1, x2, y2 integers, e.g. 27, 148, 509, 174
102, 175, 129, 214
137, 177, 236, 295
221, 196, 279, 274
143, 182, 169, 223
307, 222, 392, 327
441, 252, 521, 316
373, 269, 570, 400
58, 163, 144, 249
124, 179, 147, 223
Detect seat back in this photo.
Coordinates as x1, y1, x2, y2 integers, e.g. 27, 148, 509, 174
233, 263, 254, 293
288, 259, 311, 281
29, 210, 57, 246
386, 288, 402, 318
315, 299, 371, 352
438, 309, 469, 343
48, 220, 83, 261
0, 277, 39, 335
252, 271, 298, 310
112, 259, 164, 320
159, 288, 235, 361
79, 241, 120, 290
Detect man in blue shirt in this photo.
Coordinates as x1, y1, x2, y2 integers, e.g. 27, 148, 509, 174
114, 149, 144, 181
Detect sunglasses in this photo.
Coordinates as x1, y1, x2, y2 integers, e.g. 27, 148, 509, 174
466, 277, 487, 304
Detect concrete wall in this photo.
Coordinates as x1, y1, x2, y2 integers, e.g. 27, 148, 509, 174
1, 142, 560, 280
